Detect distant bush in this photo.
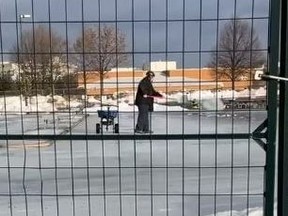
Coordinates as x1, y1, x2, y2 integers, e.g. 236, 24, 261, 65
0, 72, 18, 95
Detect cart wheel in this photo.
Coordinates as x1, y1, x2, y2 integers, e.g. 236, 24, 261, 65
96, 123, 101, 134
114, 123, 119, 133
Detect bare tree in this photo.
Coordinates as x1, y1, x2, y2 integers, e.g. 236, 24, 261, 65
209, 19, 265, 90
11, 25, 66, 105
73, 25, 127, 97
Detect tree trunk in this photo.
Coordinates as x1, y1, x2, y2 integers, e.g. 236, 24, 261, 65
25, 96, 28, 106
100, 72, 104, 98
232, 81, 235, 91
231, 69, 235, 91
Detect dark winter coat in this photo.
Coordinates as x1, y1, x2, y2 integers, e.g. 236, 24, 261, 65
135, 76, 162, 112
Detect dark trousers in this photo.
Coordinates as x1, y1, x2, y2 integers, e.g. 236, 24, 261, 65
136, 105, 150, 131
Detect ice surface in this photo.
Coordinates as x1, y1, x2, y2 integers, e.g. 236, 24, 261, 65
0, 88, 272, 216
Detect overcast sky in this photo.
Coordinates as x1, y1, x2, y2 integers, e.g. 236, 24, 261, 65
0, 0, 270, 68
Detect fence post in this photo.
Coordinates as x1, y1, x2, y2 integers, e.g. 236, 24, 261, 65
266, 0, 281, 215
278, 0, 288, 215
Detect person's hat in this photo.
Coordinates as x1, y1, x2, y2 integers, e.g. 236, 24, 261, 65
146, 71, 155, 77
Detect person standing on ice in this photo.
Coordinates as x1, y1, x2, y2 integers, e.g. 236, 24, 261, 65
135, 71, 163, 133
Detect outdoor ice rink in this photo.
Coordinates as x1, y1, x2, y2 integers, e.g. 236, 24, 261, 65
0, 110, 267, 216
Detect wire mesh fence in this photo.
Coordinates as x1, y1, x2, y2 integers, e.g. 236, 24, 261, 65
0, 0, 272, 215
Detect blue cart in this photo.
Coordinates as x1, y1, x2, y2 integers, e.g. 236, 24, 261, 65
96, 106, 119, 133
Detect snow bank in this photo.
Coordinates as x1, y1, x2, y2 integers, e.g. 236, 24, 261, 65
206, 205, 276, 216
0, 88, 267, 114
0, 95, 82, 113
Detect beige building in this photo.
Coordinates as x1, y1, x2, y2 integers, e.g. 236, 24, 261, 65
77, 67, 257, 96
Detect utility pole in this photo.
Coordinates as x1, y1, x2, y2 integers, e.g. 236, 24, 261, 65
19, 14, 31, 106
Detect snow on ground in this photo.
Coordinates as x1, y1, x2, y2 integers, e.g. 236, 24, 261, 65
0, 95, 82, 114
0, 87, 267, 114
206, 205, 276, 216
0, 87, 272, 216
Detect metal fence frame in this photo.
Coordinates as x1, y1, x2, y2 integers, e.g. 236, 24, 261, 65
278, 0, 288, 215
